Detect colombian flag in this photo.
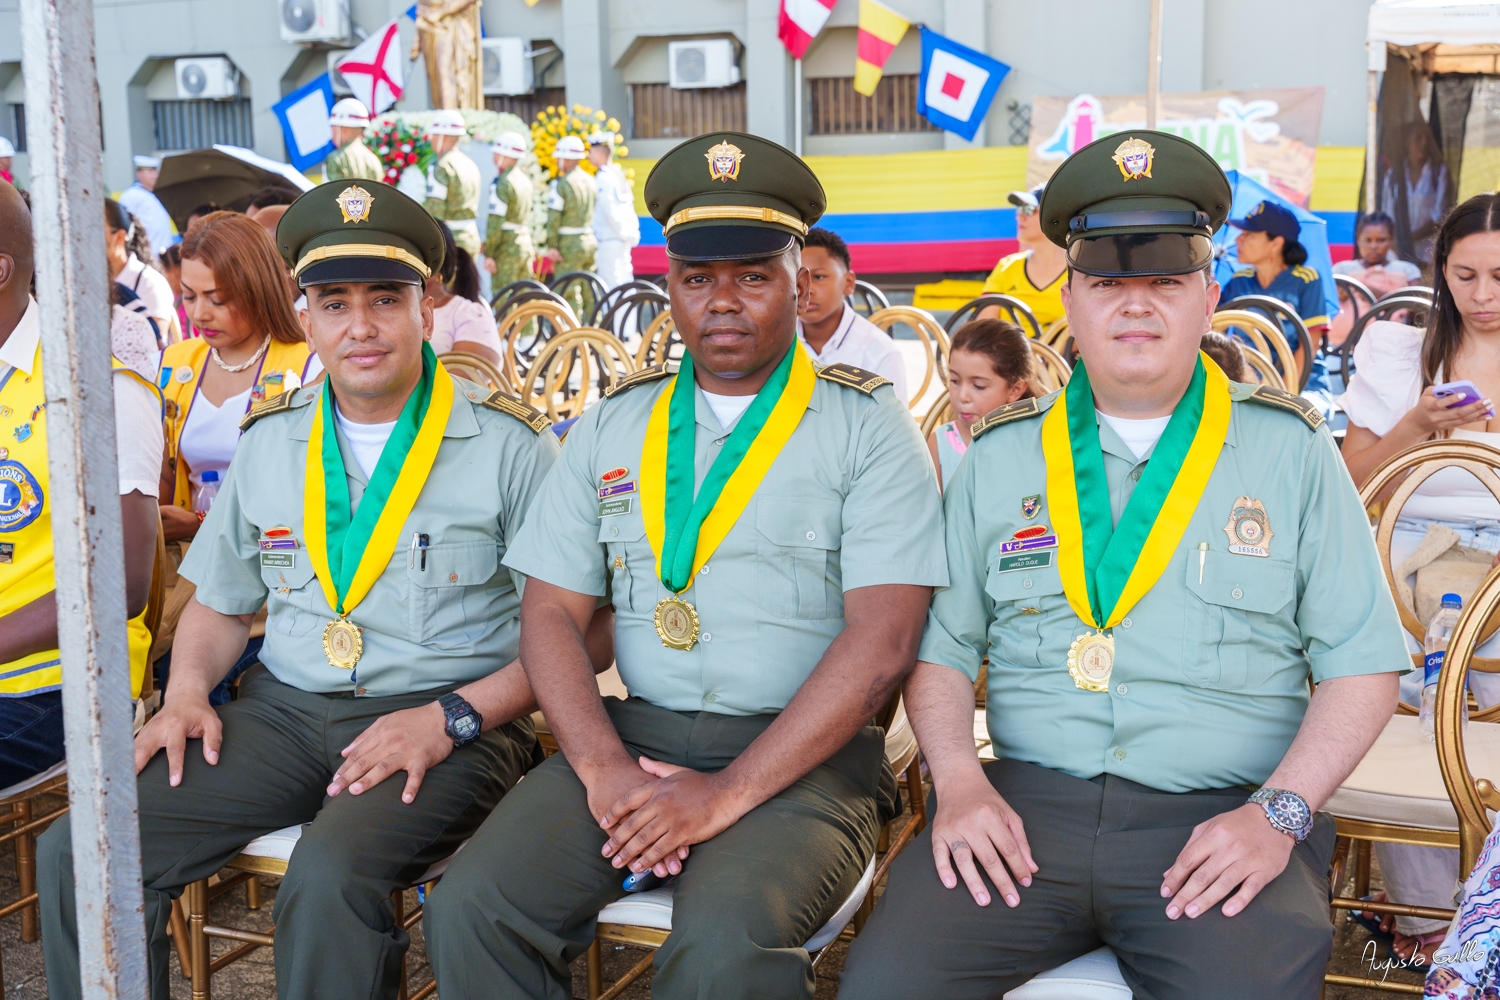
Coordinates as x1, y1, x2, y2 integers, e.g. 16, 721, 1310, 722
854, 0, 911, 96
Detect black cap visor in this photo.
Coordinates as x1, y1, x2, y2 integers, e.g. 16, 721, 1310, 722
1066, 233, 1214, 277
298, 256, 426, 287
666, 225, 798, 263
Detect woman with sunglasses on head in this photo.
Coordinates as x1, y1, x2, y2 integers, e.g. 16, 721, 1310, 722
977, 186, 1068, 327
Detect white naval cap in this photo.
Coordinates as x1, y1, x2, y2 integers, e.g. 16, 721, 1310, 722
0, 138, 13, 158
554, 135, 586, 159
427, 109, 468, 136
133, 155, 161, 169
328, 97, 371, 129
491, 131, 528, 159
588, 130, 616, 146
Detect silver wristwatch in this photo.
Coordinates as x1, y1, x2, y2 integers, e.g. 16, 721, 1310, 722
1248, 787, 1313, 843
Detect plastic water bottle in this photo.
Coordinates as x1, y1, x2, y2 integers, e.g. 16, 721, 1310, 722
1420, 593, 1464, 742
194, 470, 220, 514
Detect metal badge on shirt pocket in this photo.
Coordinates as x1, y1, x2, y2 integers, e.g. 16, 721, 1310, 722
259, 526, 298, 568
1222, 497, 1273, 557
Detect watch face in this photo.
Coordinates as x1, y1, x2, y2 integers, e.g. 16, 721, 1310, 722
452, 714, 479, 741
1268, 792, 1312, 835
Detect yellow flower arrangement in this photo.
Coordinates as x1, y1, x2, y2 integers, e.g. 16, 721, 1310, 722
531, 103, 629, 177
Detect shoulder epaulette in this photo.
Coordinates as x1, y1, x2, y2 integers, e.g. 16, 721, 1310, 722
1233, 266, 1255, 278
816, 362, 891, 395
239, 389, 299, 431
480, 390, 551, 434
604, 362, 677, 398
1292, 264, 1320, 283
971, 394, 1050, 439
1245, 384, 1325, 430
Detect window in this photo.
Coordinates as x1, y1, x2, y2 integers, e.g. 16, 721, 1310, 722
808, 74, 937, 135
629, 82, 746, 139
8, 104, 24, 153
151, 99, 253, 151
485, 87, 567, 124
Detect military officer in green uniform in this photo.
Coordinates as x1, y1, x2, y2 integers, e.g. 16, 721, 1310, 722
482, 130, 536, 288
323, 98, 383, 183
837, 132, 1408, 999
38, 181, 613, 1000
424, 132, 949, 1000
542, 134, 597, 317
423, 109, 482, 256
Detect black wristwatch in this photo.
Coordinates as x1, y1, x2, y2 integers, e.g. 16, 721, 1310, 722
438, 693, 483, 748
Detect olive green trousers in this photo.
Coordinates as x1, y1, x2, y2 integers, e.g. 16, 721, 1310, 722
424, 696, 894, 1000
837, 758, 1337, 1000
38, 666, 537, 1000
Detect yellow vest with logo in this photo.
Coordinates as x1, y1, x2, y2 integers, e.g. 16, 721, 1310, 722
0, 345, 158, 697
160, 337, 312, 510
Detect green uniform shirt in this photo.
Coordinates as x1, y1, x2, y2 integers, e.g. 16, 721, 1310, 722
181, 377, 559, 697
921, 383, 1407, 793
323, 139, 383, 183
545, 167, 597, 249
504, 363, 949, 716
424, 147, 482, 253
483, 166, 535, 260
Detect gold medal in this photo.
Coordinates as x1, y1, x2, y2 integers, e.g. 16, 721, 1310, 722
1067, 631, 1114, 692
653, 597, 700, 650
322, 616, 364, 670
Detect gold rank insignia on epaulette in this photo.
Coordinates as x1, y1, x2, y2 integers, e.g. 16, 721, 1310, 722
1246, 384, 1325, 430
815, 362, 890, 394
971, 397, 1044, 439
603, 362, 678, 398
1292, 264, 1320, 283
239, 390, 296, 431
480, 390, 551, 434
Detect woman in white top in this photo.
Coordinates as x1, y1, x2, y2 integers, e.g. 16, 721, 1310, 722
105, 197, 178, 342
1338, 191, 1500, 961
426, 223, 502, 365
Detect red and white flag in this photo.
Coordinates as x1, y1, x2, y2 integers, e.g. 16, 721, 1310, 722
336, 18, 405, 115
779, 0, 836, 60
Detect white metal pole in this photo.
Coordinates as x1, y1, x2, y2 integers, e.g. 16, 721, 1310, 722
794, 57, 803, 157
18, 0, 149, 995
1366, 68, 1380, 212
1146, 0, 1164, 129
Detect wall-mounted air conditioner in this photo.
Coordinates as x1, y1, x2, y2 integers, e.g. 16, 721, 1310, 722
279, 0, 350, 45
668, 39, 740, 90
174, 57, 239, 100
482, 38, 533, 96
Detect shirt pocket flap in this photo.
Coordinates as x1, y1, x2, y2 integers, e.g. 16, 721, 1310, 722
597, 518, 647, 545
985, 553, 1065, 603
409, 541, 498, 589
1185, 550, 1295, 615
755, 501, 840, 551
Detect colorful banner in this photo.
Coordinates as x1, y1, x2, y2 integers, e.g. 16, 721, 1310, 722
854, 0, 911, 97
1028, 88, 1325, 208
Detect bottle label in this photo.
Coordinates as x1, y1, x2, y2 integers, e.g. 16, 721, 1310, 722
1426, 650, 1445, 685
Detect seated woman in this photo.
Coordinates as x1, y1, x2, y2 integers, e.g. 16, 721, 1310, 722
927, 319, 1039, 491
427, 224, 502, 366
1330, 213, 1425, 350
1339, 191, 1500, 964
157, 211, 313, 703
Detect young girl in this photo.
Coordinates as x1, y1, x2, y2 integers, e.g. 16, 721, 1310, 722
927, 319, 1040, 491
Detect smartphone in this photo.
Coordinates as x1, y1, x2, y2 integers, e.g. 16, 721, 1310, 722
1433, 379, 1495, 417
622, 870, 677, 893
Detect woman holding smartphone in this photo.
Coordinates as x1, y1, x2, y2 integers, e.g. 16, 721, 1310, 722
1338, 191, 1500, 965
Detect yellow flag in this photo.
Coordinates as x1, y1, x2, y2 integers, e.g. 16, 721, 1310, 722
854, 0, 911, 96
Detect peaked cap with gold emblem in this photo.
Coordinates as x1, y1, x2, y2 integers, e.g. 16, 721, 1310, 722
275, 180, 446, 287
643, 131, 825, 261
1038, 129, 1231, 277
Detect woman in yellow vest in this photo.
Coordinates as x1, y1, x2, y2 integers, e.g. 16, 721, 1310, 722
157, 212, 310, 703
0, 182, 163, 786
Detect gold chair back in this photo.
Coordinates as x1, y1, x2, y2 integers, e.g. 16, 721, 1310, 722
633, 309, 679, 370
1028, 340, 1072, 392
1210, 310, 1298, 387
1039, 317, 1070, 350
500, 299, 579, 392
919, 390, 952, 439
1437, 565, 1500, 876
437, 352, 506, 392
522, 328, 637, 421
1237, 344, 1286, 391
867, 306, 949, 412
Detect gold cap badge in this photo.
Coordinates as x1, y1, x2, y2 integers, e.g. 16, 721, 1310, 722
705, 141, 745, 183
1112, 137, 1155, 181
336, 185, 374, 224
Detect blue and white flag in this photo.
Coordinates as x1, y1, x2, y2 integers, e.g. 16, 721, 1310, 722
272, 74, 336, 173
916, 27, 1009, 142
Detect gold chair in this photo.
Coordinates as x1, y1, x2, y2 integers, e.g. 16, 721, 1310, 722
1029, 340, 1072, 393
867, 306, 950, 412
1210, 310, 1298, 388
1437, 563, 1500, 884
919, 390, 953, 440
520, 327, 637, 422
633, 309, 679, 370
1038, 317, 1070, 351
1237, 344, 1286, 391
499, 299, 579, 393
437, 351, 506, 392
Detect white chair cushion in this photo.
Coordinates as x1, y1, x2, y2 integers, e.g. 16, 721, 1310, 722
0, 759, 67, 802
1004, 946, 1129, 999
595, 856, 876, 953
885, 700, 917, 766
1324, 714, 1500, 832
238, 824, 462, 882
976, 708, 996, 761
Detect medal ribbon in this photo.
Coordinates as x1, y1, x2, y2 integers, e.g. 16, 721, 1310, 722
1042, 352, 1230, 630
641, 340, 816, 594
304, 343, 453, 616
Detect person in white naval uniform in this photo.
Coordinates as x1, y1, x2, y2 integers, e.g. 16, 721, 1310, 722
117, 155, 176, 259
588, 131, 640, 291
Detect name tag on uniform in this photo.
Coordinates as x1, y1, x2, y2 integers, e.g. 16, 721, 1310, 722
997, 550, 1053, 572
260, 551, 296, 568
0, 542, 12, 564
598, 480, 636, 501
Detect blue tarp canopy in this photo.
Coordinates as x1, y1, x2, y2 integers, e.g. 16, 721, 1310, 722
1212, 170, 1340, 322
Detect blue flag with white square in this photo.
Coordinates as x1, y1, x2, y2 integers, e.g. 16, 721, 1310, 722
917, 27, 1009, 142
272, 74, 336, 173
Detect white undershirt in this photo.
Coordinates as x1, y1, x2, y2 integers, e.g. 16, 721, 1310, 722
179, 385, 253, 487
1098, 412, 1172, 461
333, 402, 396, 479
700, 390, 756, 430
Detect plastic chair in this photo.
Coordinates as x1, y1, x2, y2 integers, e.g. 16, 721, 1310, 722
550, 271, 608, 323
1338, 296, 1432, 382
944, 294, 1044, 340
849, 280, 890, 318
521, 327, 636, 422
499, 298, 579, 393
596, 288, 670, 344
867, 306, 950, 412
1335, 274, 1377, 320
1029, 340, 1072, 393
1237, 344, 1286, 391
1380, 285, 1435, 303
437, 351, 507, 392
919, 390, 953, 439
1210, 310, 1298, 389
633, 310, 680, 370
1216, 295, 1312, 391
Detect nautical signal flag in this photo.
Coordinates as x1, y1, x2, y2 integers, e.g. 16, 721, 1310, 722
854, 0, 911, 96
779, 0, 836, 60
271, 74, 336, 172
335, 17, 405, 115
916, 27, 1010, 142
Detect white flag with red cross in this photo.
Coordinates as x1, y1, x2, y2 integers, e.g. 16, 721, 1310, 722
336, 18, 405, 115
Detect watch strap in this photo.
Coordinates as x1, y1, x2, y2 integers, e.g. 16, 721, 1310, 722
1249, 787, 1313, 843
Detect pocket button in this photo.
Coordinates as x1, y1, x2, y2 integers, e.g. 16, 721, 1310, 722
1231, 587, 1244, 600
1022, 578, 1034, 590
806, 530, 816, 541
1116, 683, 1128, 696
612, 526, 619, 537
1121, 617, 1132, 629
1113, 747, 1126, 760
702, 632, 713, 642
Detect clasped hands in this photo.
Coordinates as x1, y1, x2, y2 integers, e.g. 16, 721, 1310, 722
589, 757, 745, 879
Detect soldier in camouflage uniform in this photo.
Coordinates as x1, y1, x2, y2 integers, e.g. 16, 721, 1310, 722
322, 98, 383, 184
542, 135, 597, 319
423, 109, 483, 256
482, 131, 536, 289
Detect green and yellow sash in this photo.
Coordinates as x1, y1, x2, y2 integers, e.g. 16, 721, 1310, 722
1041, 352, 1230, 630
304, 343, 452, 617
641, 340, 816, 594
